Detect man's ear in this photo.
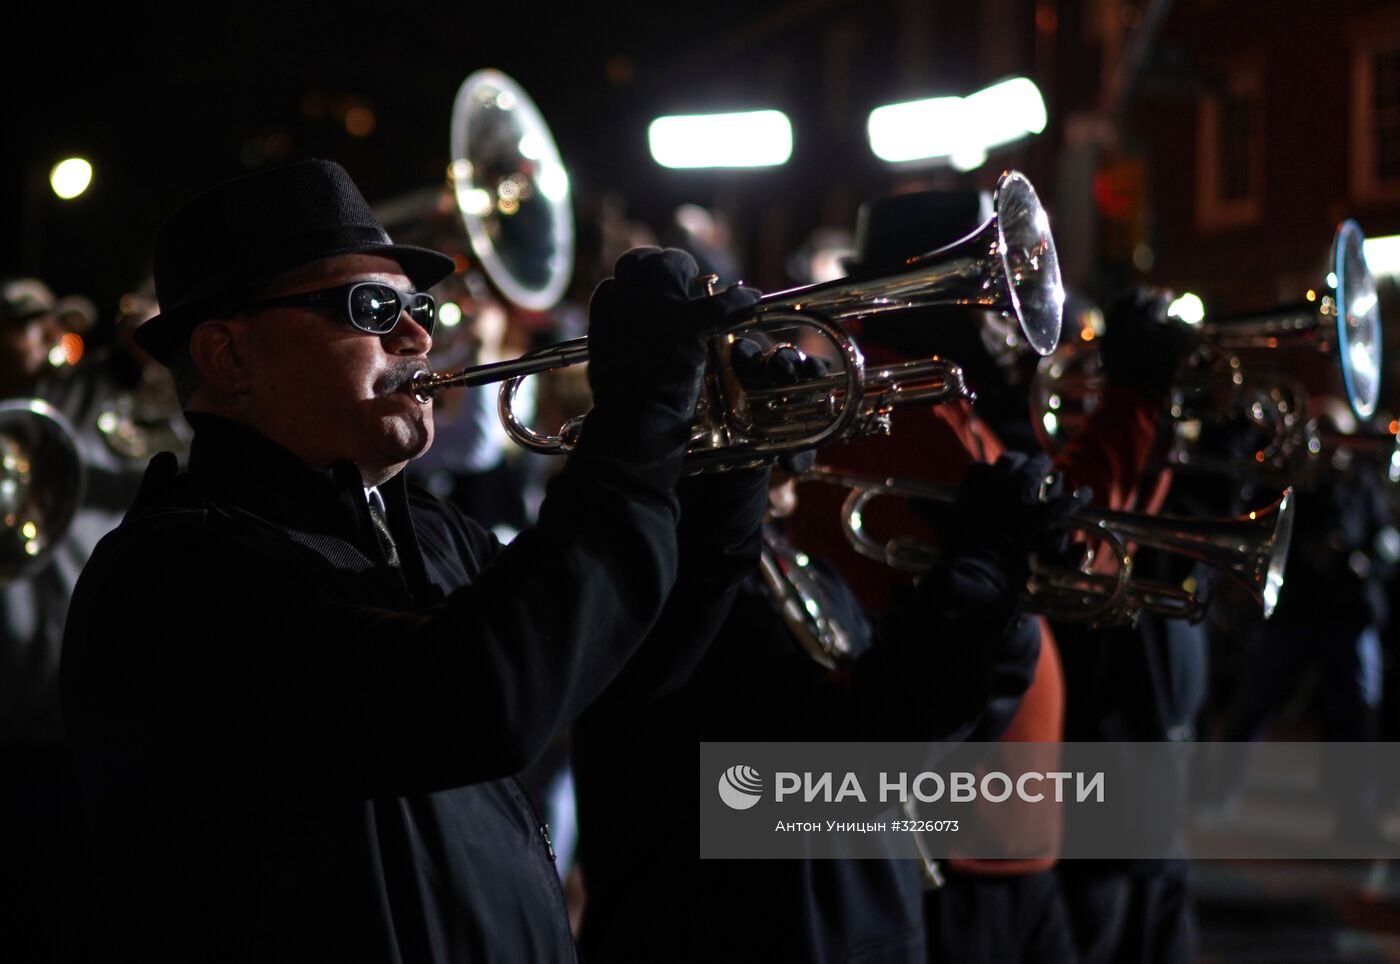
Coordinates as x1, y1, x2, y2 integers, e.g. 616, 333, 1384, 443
189, 320, 250, 396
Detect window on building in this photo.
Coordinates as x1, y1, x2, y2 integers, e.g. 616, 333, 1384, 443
1196, 67, 1264, 229
1353, 37, 1400, 201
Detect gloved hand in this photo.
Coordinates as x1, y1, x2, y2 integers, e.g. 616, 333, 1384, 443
730, 337, 830, 473
1100, 286, 1192, 403
587, 247, 760, 419
936, 452, 1092, 607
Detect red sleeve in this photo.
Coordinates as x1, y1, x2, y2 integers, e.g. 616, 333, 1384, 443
1050, 385, 1164, 511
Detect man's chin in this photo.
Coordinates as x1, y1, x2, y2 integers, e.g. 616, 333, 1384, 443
392, 423, 434, 464
363, 416, 433, 482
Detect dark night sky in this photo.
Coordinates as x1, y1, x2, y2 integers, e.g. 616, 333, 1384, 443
6, 1, 897, 311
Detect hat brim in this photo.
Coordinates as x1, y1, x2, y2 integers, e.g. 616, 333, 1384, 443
135, 241, 456, 365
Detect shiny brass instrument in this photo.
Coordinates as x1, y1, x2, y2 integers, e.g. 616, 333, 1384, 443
801, 466, 1295, 624
448, 69, 574, 312
1033, 221, 1382, 476
0, 399, 84, 582
96, 388, 192, 460
413, 169, 1065, 469
758, 529, 859, 670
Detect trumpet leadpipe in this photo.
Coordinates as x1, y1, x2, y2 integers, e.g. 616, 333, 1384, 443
410, 337, 590, 399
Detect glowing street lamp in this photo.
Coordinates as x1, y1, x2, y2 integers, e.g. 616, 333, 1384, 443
868, 77, 1047, 168
50, 158, 93, 200
648, 110, 793, 169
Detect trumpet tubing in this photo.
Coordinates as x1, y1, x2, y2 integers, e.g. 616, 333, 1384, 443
742, 357, 968, 440
801, 467, 1295, 625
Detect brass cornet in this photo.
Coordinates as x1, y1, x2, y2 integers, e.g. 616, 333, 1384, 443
412, 170, 1065, 469
1033, 221, 1382, 478
800, 467, 1295, 625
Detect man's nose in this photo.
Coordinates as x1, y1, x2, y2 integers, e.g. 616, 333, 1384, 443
383, 310, 432, 356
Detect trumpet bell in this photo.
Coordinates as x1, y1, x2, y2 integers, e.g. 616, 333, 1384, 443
755, 170, 1064, 358
0, 399, 84, 582
994, 172, 1065, 356
1333, 219, 1382, 421
1259, 487, 1294, 618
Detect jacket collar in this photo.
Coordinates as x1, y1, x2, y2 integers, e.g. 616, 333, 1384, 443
178, 413, 439, 598
182, 412, 402, 554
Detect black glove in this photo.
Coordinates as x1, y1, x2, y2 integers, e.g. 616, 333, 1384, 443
587, 247, 760, 418
937, 452, 1092, 606
1100, 286, 1191, 402
729, 338, 830, 473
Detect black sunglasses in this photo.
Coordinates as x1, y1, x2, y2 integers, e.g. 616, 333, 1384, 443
242, 281, 436, 336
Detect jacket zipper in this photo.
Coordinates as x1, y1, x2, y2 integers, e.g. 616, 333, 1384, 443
511, 776, 558, 863
508, 776, 574, 959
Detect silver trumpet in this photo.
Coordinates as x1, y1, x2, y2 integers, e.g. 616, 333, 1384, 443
800, 467, 1295, 625
411, 169, 1065, 470
1033, 220, 1382, 478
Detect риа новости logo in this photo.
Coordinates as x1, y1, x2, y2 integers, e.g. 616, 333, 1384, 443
718, 765, 764, 810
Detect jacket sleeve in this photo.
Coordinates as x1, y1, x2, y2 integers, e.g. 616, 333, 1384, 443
587, 467, 769, 703
62, 401, 689, 803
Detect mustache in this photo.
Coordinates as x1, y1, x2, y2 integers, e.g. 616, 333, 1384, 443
377, 358, 432, 395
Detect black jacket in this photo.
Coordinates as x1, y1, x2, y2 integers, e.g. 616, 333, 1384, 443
573, 528, 1036, 963
61, 412, 758, 963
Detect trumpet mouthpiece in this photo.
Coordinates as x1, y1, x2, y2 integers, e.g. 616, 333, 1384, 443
409, 369, 440, 403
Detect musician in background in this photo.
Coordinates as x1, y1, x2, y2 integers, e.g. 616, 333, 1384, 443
573, 408, 1082, 960
406, 271, 536, 538
1214, 397, 1394, 842
1041, 288, 1200, 964
786, 190, 1185, 964
60, 160, 768, 963
0, 277, 155, 964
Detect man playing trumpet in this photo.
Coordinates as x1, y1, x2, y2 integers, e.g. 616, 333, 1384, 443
61, 159, 769, 963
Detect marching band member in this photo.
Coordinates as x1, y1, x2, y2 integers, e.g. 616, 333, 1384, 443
61, 160, 768, 964
786, 190, 1187, 964
574, 433, 1084, 962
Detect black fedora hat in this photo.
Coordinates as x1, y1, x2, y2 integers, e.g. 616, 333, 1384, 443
844, 189, 992, 274
135, 159, 456, 365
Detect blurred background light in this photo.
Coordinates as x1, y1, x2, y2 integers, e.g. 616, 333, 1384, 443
648, 110, 793, 169
344, 106, 376, 138
1167, 291, 1205, 325
867, 77, 1046, 167
867, 96, 965, 162
962, 77, 1048, 151
437, 302, 463, 328
1362, 235, 1400, 277
50, 158, 93, 200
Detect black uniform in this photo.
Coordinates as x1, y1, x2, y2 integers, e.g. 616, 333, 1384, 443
62, 412, 759, 963
574, 527, 1040, 963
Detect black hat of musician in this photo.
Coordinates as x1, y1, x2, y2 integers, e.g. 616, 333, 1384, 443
0, 278, 57, 327
135, 159, 456, 366
843, 189, 992, 274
